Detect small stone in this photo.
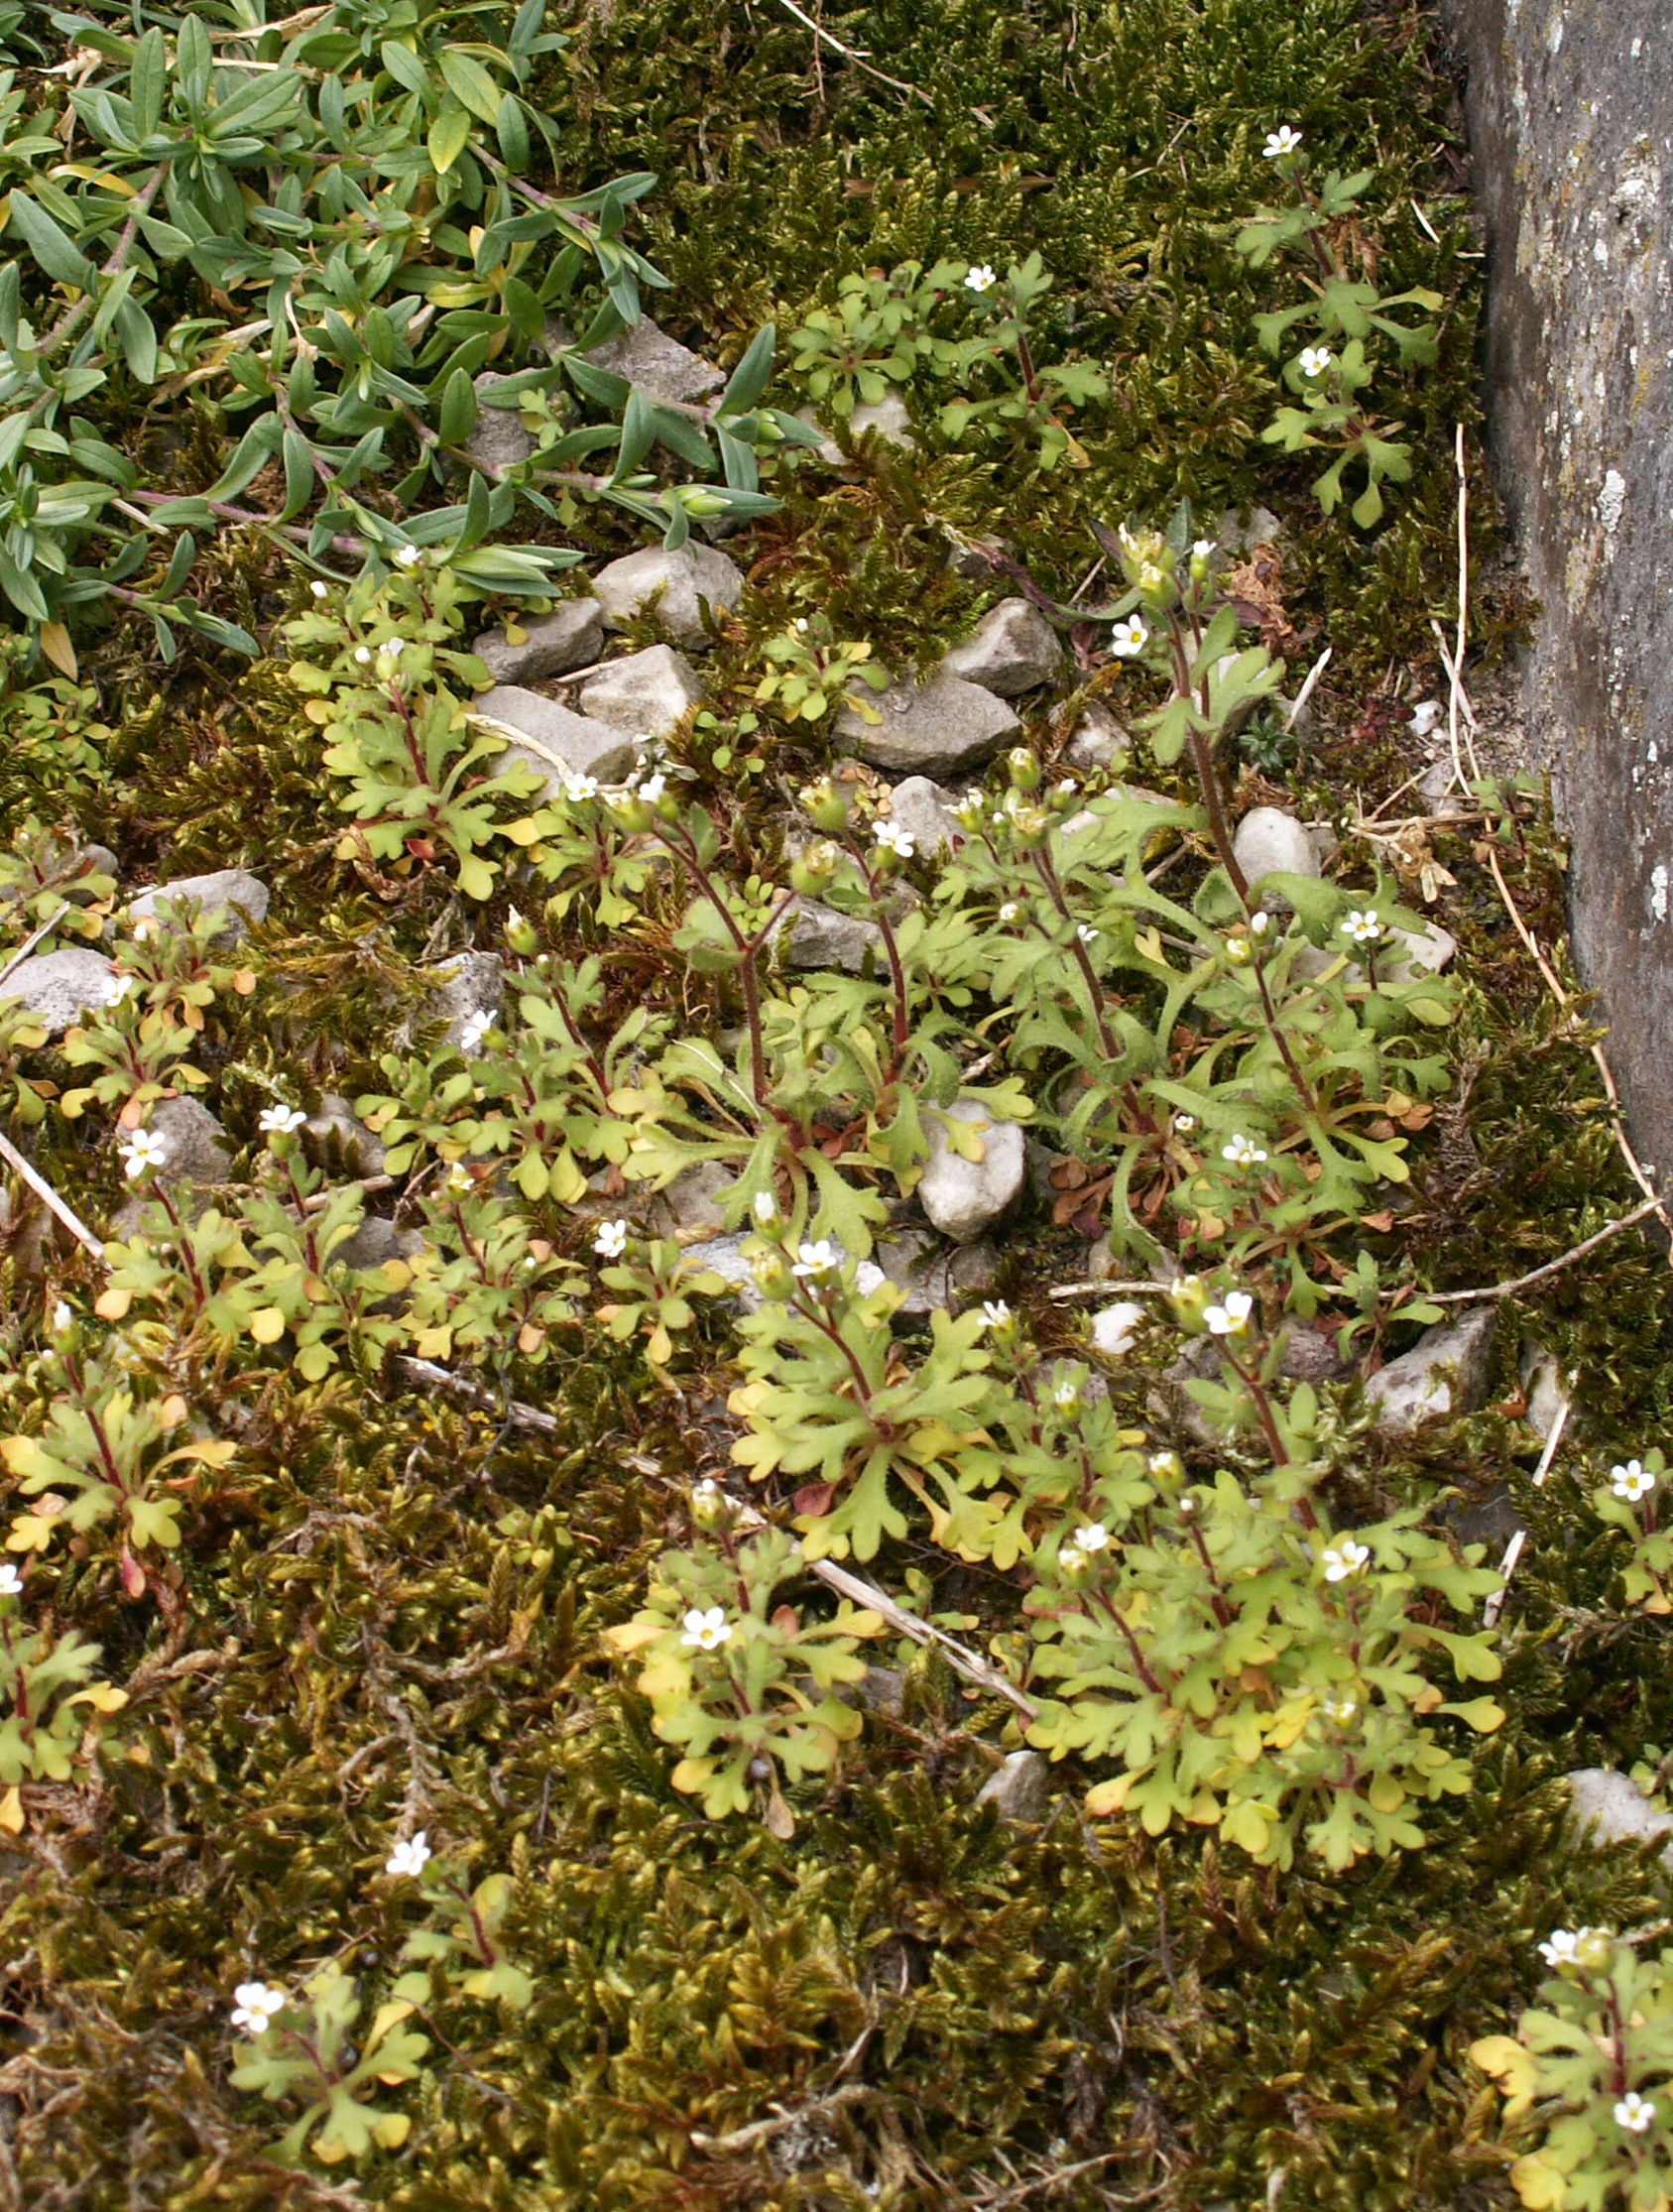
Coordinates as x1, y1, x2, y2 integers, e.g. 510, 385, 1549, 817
465, 373, 535, 474
1519, 1339, 1571, 1441
1386, 921, 1459, 977
777, 899, 885, 973
680, 1232, 763, 1311
1278, 1326, 1354, 1385
471, 600, 604, 684
1232, 807, 1319, 892
472, 685, 641, 789
885, 776, 964, 857
908, 1239, 1003, 1315
584, 317, 723, 405
331, 1214, 425, 1275
849, 393, 915, 449
1091, 1300, 1145, 1358
1306, 821, 1341, 871
577, 645, 706, 740
77, 843, 119, 883
1563, 1769, 1673, 1872
1364, 1306, 1496, 1434
1215, 505, 1283, 557
975, 1750, 1051, 1824
1417, 758, 1473, 819
837, 675, 1020, 778
147, 1097, 233, 1186
940, 598, 1063, 696
0, 948, 119, 1035
919, 1100, 1026, 1243
304, 1095, 386, 1181
656, 1160, 734, 1239
859, 1666, 904, 1716
590, 544, 744, 651
423, 952, 503, 1049
131, 867, 270, 946
1064, 701, 1131, 774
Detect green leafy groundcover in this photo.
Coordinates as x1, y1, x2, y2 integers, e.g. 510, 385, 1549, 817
2, 0, 1673, 2207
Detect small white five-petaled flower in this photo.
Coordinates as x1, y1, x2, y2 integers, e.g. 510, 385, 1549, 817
792, 1240, 840, 1280
259, 1104, 306, 1135
981, 1300, 1012, 1329
874, 820, 915, 859
386, 1831, 431, 1878
855, 1261, 887, 1297
395, 544, 421, 568
1148, 1450, 1183, 1480
103, 972, 133, 1006
1340, 910, 1382, 947
1076, 924, 1099, 944
637, 772, 667, 804
680, 1606, 732, 1652
118, 1127, 170, 1179
1175, 1114, 1197, 1133
1263, 125, 1302, 159
1321, 1693, 1357, 1724
1536, 1925, 1610, 1969
458, 1008, 494, 1054
594, 1219, 629, 1260
231, 1982, 288, 2034
1298, 345, 1333, 379
1616, 2092, 1657, 2135
1052, 1377, 1080, 1410
1071, 1522, 1110, 1554
1222, 1134, 1267, 1168
354, 645, 373, 665
1613, 1459, 1657, 1503
563, 773, 599, 803
965, 263, 998, 293
0, 1564, 21, 1597
1321, 1537, 1371, 1582
753, 1191, 777, 1224
52, 1300, 72, 1331
1111, 615, 1148, 658
1205, 1290, 1254, 1337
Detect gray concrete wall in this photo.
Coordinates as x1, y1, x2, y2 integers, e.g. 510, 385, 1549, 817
1447, 0, 1673, 1170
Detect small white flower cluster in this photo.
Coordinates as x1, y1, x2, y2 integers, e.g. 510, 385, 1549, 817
680, 1605, 732, 1652
1221, 1134, 1267, 1169
258, 1103, 306, 1136
594, 1219, 628, 1260
1613, 1458, 1657, 1504
1616, 2090, 1657, 2134
117, 1127, 170, 1179
1058, 1521, 1111, 1574
563, 772, 599, 804
386, 1830, 431, 1878
230, 1980, 288, 2034
1321, 1536, 1371, 1582
103, 971, 133, 1007
1205, 1289, 1254, 1337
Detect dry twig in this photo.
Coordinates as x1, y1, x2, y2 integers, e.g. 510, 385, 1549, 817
807, 1556, 1037, 1720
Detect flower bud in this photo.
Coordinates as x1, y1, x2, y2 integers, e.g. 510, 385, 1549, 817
799, 779, 849, 835
1008, 802, 1050, 848
749, 1247, 795, 1302
789, 839, 843, 897
1168, 1274, 1209, 1333
1008, 746, 1041, 794
1226, 932, 1254, 967
504, 907, 538, 956
1147, 1449, 1185, 1486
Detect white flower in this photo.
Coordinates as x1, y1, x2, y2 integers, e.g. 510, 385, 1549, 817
1249, 910, 1272, 936
594, 1219, 629, 1259
395, 544, 421, 568
1204, 1290, 1255, 1337
381, 636, 406, 659
855, 1261, 887, 1296
753, 1190, 777, 1224
792, 1239, 840, 1280
981, 1300, 1012, 1328
1111, 615, 1148, 658
52, 1300, 71, 1331
636, 772, 667, 804
1148, 1450, 1183, 1480
999, 902, 1018, 922
1263, 124, 1302, 159
458, 1008, 494, 1054
385, 1831, 431, 1878
562, 773, 600, 803
1076, 924, 1099, 944
259, 1104, 306, 1135
1072, 1522, 1110, 1553
1613, 1459, 1656, 1503
446, 1163, 474, 1196
1321, 1536, 1371, 1582
103, 972, 133, 1006
965, 263, 998, 293
131, 919, 154, 942
1340, 910, 1382, 946
1537, 1928, 1582, 1968
1298, 345, 1333, 379
1059, 1541, 1088, 1573
1052, 1377, 1080, 1410
309, 579, 328, 600
1175, 1115, 1197, 1133
117, 1127, 170, 1179
1226, 933, 1253, 965
874, 820, 916, 859
680, 1606, 732, 1652
1191, 539, 1216, 560
354, 646, 373, 666
794, 616, 808, 633
1616, 2092, 1657, 2135
1321, 1693, 1357, 1724
230, 1982, 288, 2034
1221, 1134, 1268, 1168
0, 1564, 21, 1597
690, 1477, 725, 1525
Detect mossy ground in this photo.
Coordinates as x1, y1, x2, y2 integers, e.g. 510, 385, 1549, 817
2, 2, 1670, 2207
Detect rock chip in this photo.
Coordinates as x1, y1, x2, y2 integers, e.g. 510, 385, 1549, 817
1364, 1306, 1496, 1434
576, 645, 706, 740
1417, 758, 1473, 819
837, 675, 1020, 778
940, 597, 1063, 696
876, 1232, 1001, 1317
1520, 1339, 1571, 1441
590, 544, 744, 651
656, 1160, 734, 1240
679, 1232, 762, 1311
1091, 1300, 1145, 1358
132, 867, 271, 945
423, 952, 503, 1049
472, 685, 641, 789
1215, 505, 1283, 557
885, 776, 964, 857
1232, 807, 1319, 892
976, 1751, 1051, 1823
584, 317, 723, 405
147, 1096, 233, 1186
1385, 921, 1459, 978
471, 599, 604, 685
331, 1214, 426, 1276
858, 1666, 904, 1716
465, 373, 535, 474
918, 1100, 1026, 1243
777, 899, 884, 973
304, 1094, 386, 1181
1564, 1769, 1673, 1871
1, 947, 119, 1035
849, 393, 915, 448
1064, 701, 1131, 774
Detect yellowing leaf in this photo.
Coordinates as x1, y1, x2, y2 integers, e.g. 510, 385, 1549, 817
368, 1998, 417, 2051
1220, 1799, 1275, 1855
373, 2112, 412, 2148
546, 1148, 587, 1206
414, 1326, 453, 1361
1445, 1696, 1507, 1733
1507, 2153, 1567, 2209
1368, 1773, 1406, 1813
669, 1757, 713, 1796
93, 1287, 133, 1320
1469, 2034, 1538, 2119
0, 1786, 23, 1834
601, 1619, 662, 1654
158, 1394, 187, 1428
247, 1306, 288, 1344
1084, 1773, 1135, 1817
38, 621, 76, 678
